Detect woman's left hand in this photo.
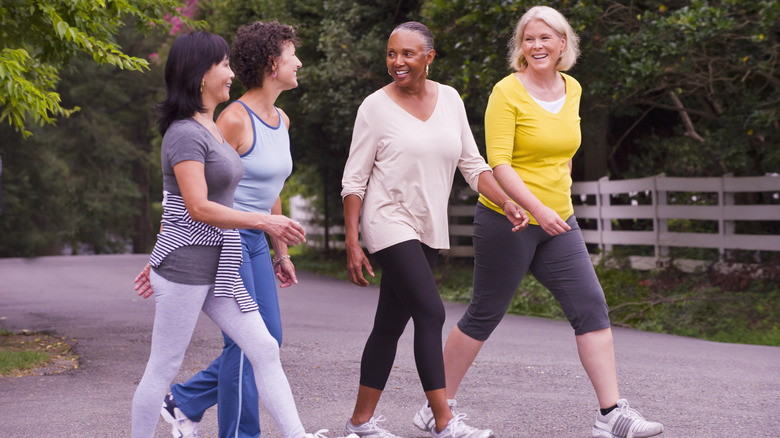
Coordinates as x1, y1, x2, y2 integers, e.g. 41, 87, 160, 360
134, 263, 154, 299
502, 202, 530, 232
275, 259, 298, 288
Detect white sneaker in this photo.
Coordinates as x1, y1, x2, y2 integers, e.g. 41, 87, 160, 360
344, 415, 402, 438
413, 399, 457, 431
414, 400, 493, 438
305, 428, 359, 438
160, 393, 199, 438
430, 413, 494, 438
592, 399, 664, 438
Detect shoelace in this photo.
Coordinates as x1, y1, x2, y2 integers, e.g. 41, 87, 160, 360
448, 413, 470, 432
364, 415, 389, 431
617, 402, 645, 420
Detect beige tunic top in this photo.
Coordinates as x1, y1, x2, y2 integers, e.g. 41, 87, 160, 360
341, 83, 491, 253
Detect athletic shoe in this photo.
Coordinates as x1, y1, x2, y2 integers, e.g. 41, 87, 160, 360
413, 399, 457, 431
592, 398, 664, 438
430, 413, 494, 438
344, 415, 402, 438
160, 393, 199, 438
414, 400, 494, 438
305, 429, 360, 438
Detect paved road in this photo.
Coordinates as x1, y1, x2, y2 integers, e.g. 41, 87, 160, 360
0, 254, 778, 437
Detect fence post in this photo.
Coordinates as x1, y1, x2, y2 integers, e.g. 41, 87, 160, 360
597, 176, 609, 253
655, 173, 668, 260
721, 173, 734, 261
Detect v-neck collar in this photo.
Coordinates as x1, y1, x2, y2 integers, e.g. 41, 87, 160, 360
380, 82, 440, 123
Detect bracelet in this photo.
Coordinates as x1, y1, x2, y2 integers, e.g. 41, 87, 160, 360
273, 254, 291, 266
500, 199, 515, 210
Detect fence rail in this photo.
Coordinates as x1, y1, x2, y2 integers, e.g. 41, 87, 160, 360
448, 174, 780, 265
292, 174, 780, 267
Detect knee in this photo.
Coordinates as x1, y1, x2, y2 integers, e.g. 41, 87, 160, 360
456, 311, 501, 342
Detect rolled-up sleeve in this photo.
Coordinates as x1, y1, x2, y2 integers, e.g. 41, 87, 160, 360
341, 104, 378, 201
455, 92, 491, 192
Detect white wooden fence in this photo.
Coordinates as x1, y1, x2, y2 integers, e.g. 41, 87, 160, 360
292, 174, 780, 267
448, 174, 780, 266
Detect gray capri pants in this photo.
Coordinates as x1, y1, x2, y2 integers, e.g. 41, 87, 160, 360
457, 202, 610, 340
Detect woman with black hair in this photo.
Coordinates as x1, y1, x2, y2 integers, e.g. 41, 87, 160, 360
156, 21, 305, 438
130, 31, 340, 438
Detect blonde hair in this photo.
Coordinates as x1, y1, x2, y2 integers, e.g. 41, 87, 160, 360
507, 6, 580, 72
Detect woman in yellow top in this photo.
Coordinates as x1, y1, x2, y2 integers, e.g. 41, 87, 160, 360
412, 6, 664, 438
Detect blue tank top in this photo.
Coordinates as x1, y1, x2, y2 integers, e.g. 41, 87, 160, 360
230, 101, 293, 214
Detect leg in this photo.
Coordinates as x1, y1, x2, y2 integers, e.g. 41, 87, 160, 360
171, 230, 276, 438
350, 268, 412, 425
131, 270, 210, 438
577, 327, 619, 409
215, 230, 278, 438
202, 293, 305, 438
372, 241, 453, 431
442, 326, 484, 399
448, 203, 540, 398
528, 216, 617, 408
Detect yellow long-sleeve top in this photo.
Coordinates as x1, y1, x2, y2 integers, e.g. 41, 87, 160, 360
478, 72, 582, 224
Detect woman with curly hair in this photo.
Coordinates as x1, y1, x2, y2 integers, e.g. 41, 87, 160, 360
134, 22, 347, 438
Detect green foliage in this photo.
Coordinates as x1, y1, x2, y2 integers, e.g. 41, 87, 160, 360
420, 0, 780, 179
0, 0, 196, 136
0, 18, 170, 256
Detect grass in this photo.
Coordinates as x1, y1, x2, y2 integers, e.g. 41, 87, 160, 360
0, 350, 50, 375
291, 247, 780, 347
0, 330, 78, 377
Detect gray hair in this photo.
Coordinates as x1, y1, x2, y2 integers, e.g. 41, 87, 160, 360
391, 21, 435, 53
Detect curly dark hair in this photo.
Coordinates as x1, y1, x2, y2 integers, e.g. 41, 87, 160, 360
231, 20, 299, 89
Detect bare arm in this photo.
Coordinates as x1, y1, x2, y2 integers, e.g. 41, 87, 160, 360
475, 171, 529, 232
174, 161, 306, 244
493, 164, 570, 236
269, 197, 298, 287
343, 194, 374, 286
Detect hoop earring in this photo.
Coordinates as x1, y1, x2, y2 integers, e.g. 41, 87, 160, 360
200, 80, 204, 94
426, 64, 429, 75
272, 71, 277, 79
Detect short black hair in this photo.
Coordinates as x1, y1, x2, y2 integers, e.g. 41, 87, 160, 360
157, 32, 231, 135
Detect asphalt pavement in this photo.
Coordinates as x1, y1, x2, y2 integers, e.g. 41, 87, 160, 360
0, 254, 778, 437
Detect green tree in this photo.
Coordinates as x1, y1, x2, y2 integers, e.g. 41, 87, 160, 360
421, 0, 780, 180
204, 0, 423, 250
0, 0, 195, 137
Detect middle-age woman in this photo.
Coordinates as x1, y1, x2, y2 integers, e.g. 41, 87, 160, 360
162, 21, 307, 438
340, 21, 529, 438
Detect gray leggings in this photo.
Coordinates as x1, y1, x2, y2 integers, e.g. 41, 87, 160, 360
131, 270, 305, 438
457, 202, 610, 340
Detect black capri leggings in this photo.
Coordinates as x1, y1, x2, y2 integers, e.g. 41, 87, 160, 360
359, 240, 446, 392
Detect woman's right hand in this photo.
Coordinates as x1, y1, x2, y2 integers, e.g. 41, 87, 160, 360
134, 263, 154, 299
346, 241, 374, 287
533, 205, 571, 236
262, 215, 306, 246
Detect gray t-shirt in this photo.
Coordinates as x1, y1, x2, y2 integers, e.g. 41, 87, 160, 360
155, 118, 244, 284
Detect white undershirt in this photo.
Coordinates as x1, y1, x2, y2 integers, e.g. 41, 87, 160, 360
516, 75, 567, 114
531, 94, 566, 114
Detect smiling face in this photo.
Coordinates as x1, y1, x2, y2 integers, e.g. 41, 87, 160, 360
521, 19, 566, 74
386, 30, 433, 88
201, 56, 234, 106
273, 41, 302, 90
